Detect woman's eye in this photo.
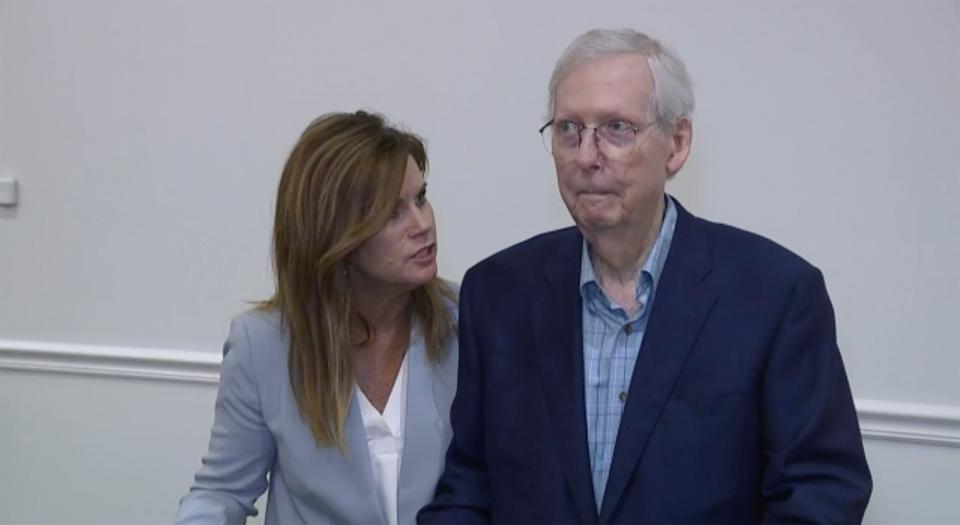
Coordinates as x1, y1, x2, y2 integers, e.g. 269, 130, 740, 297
415, 191, 427, 206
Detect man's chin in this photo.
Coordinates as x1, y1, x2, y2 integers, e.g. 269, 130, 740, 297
573, 209, 620, 231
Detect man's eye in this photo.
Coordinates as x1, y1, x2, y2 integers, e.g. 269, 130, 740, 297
605, 120, 633, 134
556, 121, 581, 136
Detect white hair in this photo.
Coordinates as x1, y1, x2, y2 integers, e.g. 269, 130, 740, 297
547, 28, 695, 127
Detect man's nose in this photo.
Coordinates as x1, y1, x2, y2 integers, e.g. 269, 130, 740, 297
574, 128, 601, 168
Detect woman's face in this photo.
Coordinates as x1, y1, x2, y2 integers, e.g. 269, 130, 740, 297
347, 156, 437, 298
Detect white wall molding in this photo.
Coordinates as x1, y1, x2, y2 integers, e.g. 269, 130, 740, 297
856, 398, 960, 447
0, 339, 220, 384
1, 340, 958, 447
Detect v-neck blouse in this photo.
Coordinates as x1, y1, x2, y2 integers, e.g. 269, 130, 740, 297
355, 352, 410, 525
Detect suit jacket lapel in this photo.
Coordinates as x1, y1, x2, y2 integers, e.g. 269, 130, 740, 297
533, 227, 598, 524
599, 204, 718, 523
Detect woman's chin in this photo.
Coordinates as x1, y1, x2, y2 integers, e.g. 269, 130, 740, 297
405, 264, 438, 289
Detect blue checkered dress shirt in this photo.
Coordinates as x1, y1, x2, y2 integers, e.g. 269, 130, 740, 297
580, 196, 677, 508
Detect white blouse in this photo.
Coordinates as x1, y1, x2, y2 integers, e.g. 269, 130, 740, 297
355, 353, 410, 525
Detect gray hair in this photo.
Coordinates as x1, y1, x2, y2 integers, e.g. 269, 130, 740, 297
547, 28, 695, 127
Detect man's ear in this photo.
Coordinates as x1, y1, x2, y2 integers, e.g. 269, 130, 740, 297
666, 117, 693, 177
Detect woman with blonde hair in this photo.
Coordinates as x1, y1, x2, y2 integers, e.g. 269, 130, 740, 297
176, 111, 457, 525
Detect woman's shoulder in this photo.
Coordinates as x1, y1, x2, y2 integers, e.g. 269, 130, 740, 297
231, 306, 284, 338
228, 307, 286, 348
223, 306, 289, 371
438, 278, 460, 323
440, 278, 460, 296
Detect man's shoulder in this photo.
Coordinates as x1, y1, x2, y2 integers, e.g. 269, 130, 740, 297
467, 226, 579, 278
689, 212, 817, 279
458, 227, 578, 313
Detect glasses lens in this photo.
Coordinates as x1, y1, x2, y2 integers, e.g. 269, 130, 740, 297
540, 125, 555, 155
555, 122, 582, 148
541, 122, 582, 157
599, 122, 637, 148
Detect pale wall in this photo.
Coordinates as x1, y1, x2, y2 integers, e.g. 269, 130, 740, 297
1, 1, 957, 523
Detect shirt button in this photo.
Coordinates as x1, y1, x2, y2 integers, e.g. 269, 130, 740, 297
619, 391, 628, 402
624, 324, 633, 334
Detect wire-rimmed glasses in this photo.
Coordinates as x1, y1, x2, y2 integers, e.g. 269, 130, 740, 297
538, 119, 659, 160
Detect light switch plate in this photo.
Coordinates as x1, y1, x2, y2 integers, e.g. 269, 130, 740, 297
0, 177, 18, 206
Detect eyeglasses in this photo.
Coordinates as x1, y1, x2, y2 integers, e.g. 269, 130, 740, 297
538, 119, 659, 160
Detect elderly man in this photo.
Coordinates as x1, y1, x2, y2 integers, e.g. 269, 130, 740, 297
420, 28, 871, 524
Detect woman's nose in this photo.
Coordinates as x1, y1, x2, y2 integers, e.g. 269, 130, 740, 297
408, 207, 431, 235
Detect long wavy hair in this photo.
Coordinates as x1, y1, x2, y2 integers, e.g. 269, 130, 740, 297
262, 111, 455, 449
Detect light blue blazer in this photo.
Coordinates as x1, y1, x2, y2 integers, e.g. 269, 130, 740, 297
175, 306, 458, 525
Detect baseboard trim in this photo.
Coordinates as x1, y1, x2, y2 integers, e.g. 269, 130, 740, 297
1, 339, 958, 446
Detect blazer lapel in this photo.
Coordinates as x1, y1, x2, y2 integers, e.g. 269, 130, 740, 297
344, 391, 387, 524
397, 335, 451, 525
598, 205, 718, 523
533, 228, 598, 524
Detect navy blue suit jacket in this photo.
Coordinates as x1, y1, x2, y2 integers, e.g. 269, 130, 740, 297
420, 201, 871, 524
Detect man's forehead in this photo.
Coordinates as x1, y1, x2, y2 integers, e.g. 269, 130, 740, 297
554, 54, 654, 118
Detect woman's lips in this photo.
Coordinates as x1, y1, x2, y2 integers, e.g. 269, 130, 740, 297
409, 243, 436, 263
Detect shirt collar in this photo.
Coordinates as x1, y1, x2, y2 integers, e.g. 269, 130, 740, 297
579, 195, 678, 301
